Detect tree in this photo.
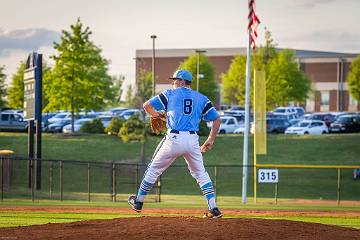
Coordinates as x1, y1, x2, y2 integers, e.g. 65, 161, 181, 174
125, 84, 135, 108
0, 66, 7, 109
124, 70, 152, 108
7, 62, 25, 109
221, 56, 247, 105
42, 64, 55, 112
178, 53, 218, 103
46, 18, 114, 131
133, 70, 152, 108
221, 30, 310, 109
266, 49, 311, 107
347, 54, 360, 102
8, 61, 54, 110
222, 29, 277, 106
255, 28, 278, 69
108, 75, 124, 107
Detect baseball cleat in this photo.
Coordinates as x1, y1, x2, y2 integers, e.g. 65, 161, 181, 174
128, 195, 143, 212
203, 207, 223, 218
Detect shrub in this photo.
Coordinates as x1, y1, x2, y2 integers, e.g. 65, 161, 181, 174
119, 115, 145, 142
198, 120, 211, 136
80, 119, 105, 134
105, 117, 125, 135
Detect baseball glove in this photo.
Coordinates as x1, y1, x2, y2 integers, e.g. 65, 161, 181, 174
150, 113, 167, 135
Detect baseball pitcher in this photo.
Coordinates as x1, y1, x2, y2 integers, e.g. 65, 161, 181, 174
128, 69, 222, 218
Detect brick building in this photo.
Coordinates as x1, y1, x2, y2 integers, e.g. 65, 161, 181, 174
135, 48, 359, 112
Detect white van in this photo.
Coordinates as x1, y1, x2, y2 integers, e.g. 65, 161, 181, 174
218, 116, 243, 134
0, 112, 28, 131
273, 107, 297, 115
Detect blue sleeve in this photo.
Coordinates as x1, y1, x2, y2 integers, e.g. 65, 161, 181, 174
202, 99, 220, 122
148, 91, 169, 111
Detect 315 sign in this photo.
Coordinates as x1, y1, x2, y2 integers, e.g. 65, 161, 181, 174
258, 169, 278, 183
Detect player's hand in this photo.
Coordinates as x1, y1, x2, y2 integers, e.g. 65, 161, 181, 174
200, 138, 215, 153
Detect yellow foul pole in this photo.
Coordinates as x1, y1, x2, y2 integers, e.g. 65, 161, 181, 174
253, 70, 266, 204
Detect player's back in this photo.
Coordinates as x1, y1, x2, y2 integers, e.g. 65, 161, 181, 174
165, 87, 207, 131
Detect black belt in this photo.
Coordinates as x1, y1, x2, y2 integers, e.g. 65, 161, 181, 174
170, 130, 196, 134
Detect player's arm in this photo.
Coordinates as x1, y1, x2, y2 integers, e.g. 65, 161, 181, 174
143, 91, 168, 119
201, 117, 220, 153
143, 101, 161, 118
200, 100, 221, 153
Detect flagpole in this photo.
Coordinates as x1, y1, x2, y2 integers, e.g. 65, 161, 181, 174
242, 30, 252, 204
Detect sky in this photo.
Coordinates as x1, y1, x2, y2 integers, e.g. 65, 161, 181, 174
0, 0, 359, 93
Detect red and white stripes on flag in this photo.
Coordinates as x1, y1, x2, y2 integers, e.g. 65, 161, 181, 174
248, 0, 261, 50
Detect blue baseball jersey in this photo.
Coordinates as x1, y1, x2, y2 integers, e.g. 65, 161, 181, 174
149, 87, 220, 131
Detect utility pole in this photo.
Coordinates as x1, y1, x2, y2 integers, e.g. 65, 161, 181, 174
195, 49, 207, 92
150, 35, 157, 96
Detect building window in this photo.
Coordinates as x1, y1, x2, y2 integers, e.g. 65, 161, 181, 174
320, 91, 329, 106
349, 94, 358, 106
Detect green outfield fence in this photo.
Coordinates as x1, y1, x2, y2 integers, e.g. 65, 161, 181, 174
1, 156, 360, 204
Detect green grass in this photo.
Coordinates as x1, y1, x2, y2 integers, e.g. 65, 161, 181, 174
1, 211, 360, 229
1, 132, 360, 165
1, 133, 360, 201
2, 133, 360, 230
1, 196, 360, 229
0, 212, 127, 228
0, 132, 157, 162
2, 194, 360, 211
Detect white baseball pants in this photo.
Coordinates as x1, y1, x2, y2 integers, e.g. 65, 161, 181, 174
143, 130, 212, 187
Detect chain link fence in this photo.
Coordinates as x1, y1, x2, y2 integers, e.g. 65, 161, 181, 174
1, 156, 360, 204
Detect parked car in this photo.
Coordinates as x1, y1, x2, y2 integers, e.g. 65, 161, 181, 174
41, 113, 57, 129
266, 118, 291, 134
250, 118, 291, 134
62, 118, 94, 133
1, 109, 24, 116
285, 120, 328, 135
220, 105, 231, 111
223, 110, 245, 116
222, 105, 245, 115
229, 105, 245, 111
289, 119, 301, 126
294, 107, 305, 117
0, 112, 27, 131
109, 107, 128, 116
46, 119, 71, 133
119, 109, 144, 120
219, 116, 243, 134
330, 112, 348, 120
234, 122, 246, 134
273, 107, 299, 121
272, 113, 298, 121
309, 113, 336, 127
273, 107, 297, 115
79, 112, 98, 119
98, 115, 113, 128
329, 114, 360, 133
48, 112, 72, 124
301, 113, 313, 120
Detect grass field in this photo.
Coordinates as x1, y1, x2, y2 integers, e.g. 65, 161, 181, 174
1, 132, 360, 202
1, 132, 360, 165
1, 196, 360, 229
1, 211, 360, 229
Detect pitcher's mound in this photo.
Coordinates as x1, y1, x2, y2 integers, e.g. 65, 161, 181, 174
1, 217, 359, 240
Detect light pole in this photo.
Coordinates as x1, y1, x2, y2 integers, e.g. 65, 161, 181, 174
150, 35, 157, 96
195, 49, 206, 92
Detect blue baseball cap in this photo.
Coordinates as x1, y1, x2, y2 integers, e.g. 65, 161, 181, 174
169, 69, 193, 82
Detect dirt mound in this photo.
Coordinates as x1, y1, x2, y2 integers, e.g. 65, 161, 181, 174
1, 217, 360, 240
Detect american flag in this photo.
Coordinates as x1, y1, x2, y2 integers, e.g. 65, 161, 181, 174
248, 0, 261, 50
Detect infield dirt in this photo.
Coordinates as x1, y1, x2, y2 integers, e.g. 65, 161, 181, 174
1, 212, 360, 240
